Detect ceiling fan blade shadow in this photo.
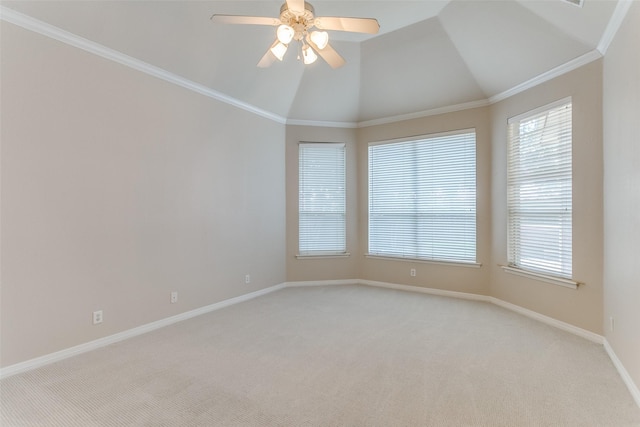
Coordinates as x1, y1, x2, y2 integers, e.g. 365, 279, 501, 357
286, 0, 306, 16
211, 15, 280, 26
257, 40, 279, 68
307, 36, 345, 69
314, 16, 380, 34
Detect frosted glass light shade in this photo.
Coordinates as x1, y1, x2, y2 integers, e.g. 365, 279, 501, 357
302, 45, 317, 64
276, 25, 295, 44
310, 31, 329, 49
271, 42, 288, 61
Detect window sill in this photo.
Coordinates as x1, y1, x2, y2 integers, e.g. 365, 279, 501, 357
365, 254, 481, 269
296, 253, 351, 259
500, 265, 579, 289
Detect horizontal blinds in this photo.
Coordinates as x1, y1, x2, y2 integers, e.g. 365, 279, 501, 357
507, 101, 572, 278
368, 131, 476, 262
299, 143, 346, 255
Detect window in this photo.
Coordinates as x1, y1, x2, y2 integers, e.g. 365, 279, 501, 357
507, 99, 572, 279
368, 130, 476, 263
298, 143, 346, 255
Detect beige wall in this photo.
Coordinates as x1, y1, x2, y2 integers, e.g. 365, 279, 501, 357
285, 125, 359, 281
356, 108, 492, 295
1, 23, 286, 367
286, 83, 605, 331
285, 109, 492, 295
603, 2, 640, 392
490, 60, 604, 334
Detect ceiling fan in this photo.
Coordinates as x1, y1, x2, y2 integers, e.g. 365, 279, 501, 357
211, 0, 379, 69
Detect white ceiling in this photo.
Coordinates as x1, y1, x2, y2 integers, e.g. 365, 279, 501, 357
2, 0, 618, 124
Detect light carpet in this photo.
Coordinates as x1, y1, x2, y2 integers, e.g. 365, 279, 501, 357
2, 284, 640, 426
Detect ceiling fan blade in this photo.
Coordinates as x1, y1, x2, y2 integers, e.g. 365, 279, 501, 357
257, 41, 278, 68
286, 0, 306, 16
307, 37, 345, 69
314, 17, 380, 34
210, 14, 281, 26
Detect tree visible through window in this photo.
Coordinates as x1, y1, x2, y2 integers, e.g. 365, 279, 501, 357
507, 99, 572, 278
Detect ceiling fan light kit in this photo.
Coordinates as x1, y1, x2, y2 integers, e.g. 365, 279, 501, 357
270, 41, 289, 61
276, 24, 295, 44
302, 44, 318, 64
309, 30, 328, 49
211, 0, 379, 69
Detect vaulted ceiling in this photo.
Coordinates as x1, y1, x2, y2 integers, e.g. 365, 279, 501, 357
2, 0, 618, 125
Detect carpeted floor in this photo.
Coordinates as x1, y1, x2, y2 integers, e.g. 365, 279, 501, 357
2, 284, 640, 426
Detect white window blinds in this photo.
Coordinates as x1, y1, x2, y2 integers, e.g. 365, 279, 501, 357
368, 130, 476, 263
507, 99, 572, 278
299, 143, 346, 255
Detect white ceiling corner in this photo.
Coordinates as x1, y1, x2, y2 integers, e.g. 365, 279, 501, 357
438, 0, 593, 96
359, 17, 487, 122
287, 40, 362, 123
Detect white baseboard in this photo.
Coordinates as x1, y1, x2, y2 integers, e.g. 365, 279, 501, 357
604, 339, 640, 409
2, 278, 630, 405
284, 279, 357, 288
355, 280, 602, 343
0, 283, 286, 379
285, 279, 491, 304
296, 281, 636, 408
358, 279, 492, 302
488, 297, 603, 344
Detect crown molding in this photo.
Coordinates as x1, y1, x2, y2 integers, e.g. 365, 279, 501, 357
356, 99, 491, 128
598, 0, 634, 55
286, 118, 358, 129
488, 49, 602, 105
0, 6, 287, 125
287, 102, 491, 129
0, 3, 627, 130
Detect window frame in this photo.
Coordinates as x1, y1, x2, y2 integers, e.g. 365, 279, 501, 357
297, 142, 347, 258
505, 97, 577, 287
367, 129, 478, 266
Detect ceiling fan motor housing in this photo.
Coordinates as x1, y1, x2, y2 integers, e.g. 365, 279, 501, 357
280, 1, 316, 41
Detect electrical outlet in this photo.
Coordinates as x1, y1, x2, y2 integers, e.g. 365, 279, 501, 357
170, 291, 178, 304
93, 310, 103, 325
410, 268, 416, 277
245, 274, 251, 284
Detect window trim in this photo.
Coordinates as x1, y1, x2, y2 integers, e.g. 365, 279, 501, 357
507, 97, 572, 126
296, 253, 351, 259
500, 265, 579, 289
367, 128, 476, 148
298, 141, 347, 257
366, 254, 481, 268
506, 97, 574, 284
